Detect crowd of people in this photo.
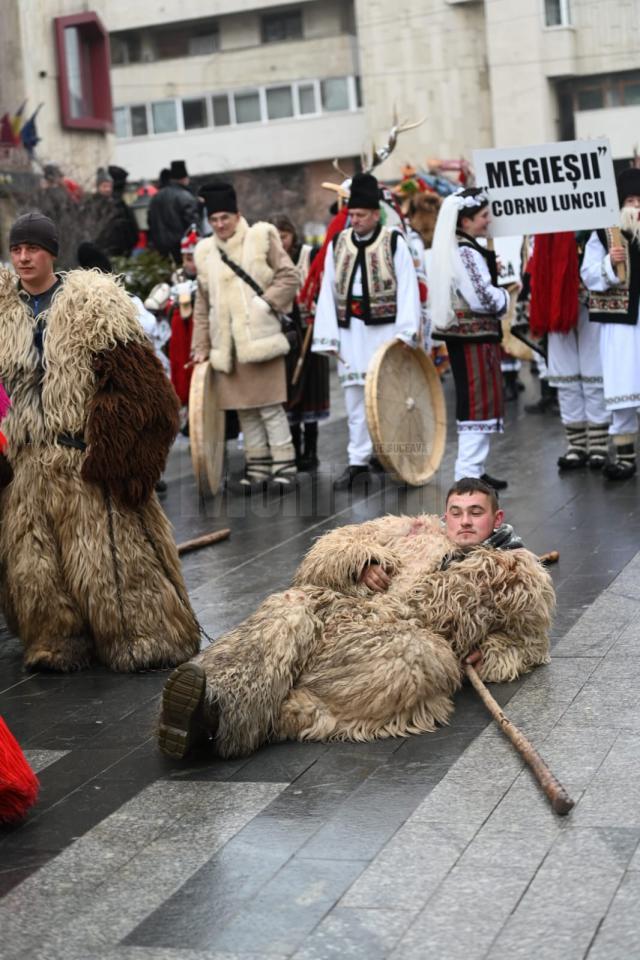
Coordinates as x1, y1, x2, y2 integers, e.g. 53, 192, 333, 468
4, 157, 639, 495
1, 155, 638, 797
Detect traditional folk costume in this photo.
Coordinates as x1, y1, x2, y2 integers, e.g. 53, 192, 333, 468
0, 214, 200, 672
529, 232, 609, 470
429, 189, 509, 485
272, 214, 330, 471
312, 174, 421, 488
191, 182, 299, 490
158, 513, 554, 759
167, 226, 199, 408
581, 169, 640, 480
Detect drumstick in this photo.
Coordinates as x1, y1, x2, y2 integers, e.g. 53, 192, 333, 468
177, 528, 230, 556
292, 325, 313, 387
609, 226, 626, 283
464, 661, 574, 815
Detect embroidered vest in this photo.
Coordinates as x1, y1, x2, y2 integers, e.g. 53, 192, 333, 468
334, 228, 398, 328
588, 229, 637, 326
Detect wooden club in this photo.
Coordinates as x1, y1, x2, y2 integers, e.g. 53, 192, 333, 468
464, 661, 575, 816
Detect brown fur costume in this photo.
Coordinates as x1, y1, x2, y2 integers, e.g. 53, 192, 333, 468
0, 267, 200, 672
189, 514, 554, 757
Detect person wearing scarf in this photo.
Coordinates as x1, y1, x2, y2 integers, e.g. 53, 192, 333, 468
581, 167, 640, 480
429, 187, 510, 490
312, 173, 421, 490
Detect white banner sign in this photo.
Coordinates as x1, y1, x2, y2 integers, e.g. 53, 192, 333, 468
473, 138, 618, 237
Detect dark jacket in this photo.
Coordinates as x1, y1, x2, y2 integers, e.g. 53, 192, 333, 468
86, 194, 139, 258
147, 182, 199, 261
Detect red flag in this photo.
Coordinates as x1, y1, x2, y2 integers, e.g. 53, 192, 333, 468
0, 113, 19, 146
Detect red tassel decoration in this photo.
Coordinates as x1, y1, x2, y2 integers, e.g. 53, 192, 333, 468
0, 717, 39, 823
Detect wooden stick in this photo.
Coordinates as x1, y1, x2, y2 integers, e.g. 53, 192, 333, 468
292, 324, 313, 387
464, 662, 575, 816
609, 226, 627, 283
538, 550, 559, 566
177, 528, 231, 556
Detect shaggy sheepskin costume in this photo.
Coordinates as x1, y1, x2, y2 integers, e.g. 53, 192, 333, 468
160, 514, 554, 758
0, 267, 201, 672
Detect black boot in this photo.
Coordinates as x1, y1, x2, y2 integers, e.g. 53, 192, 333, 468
333, 464, 371, 490
503, 370, 519, 402
299, 421, 319, 470
480, 472, 508, 491
290, 423, 303, 469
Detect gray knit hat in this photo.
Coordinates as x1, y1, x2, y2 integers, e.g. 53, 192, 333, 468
9, 212, 59, 257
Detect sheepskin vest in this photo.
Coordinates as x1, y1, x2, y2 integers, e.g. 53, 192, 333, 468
194, 219, 289, 372
0, 268, 144, 455
334, 227, 398, 328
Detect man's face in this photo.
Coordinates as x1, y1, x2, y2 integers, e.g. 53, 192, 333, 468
97, 180, 113, 197
461, 207, 491, 238
621, 196, 640, 240
209, 211, 240, 242
444, 492, 504, 547
10, 243, 56, 291
349, 208, 380, 236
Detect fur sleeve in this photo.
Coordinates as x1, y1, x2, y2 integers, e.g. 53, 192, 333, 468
81, 340, 179, 508
413, 548, 555, 682
293, 520, 401, 592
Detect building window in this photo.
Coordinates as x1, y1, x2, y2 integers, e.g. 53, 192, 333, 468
183, 98, 208, 130
114, 106, 129, 138
321, 78, 349, 112
261, 9, 303, 44
152, 101, 178, 134
234, 91, 261, 124
622, 80, 640, 106
55, 12, 113, 131
577, 88, 604, 111
544, 0, 571, 27
212, 95, 231, 126
130, 104, 148, 137
267, 86, 294, 120
110, 30, 142, 65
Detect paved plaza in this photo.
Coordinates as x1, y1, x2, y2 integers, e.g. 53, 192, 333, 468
1, 368, 639, 960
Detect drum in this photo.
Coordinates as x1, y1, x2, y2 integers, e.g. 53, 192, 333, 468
365, 342, 446, 485
188, 362, 225, 496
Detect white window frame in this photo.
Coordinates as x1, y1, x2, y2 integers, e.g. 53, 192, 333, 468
543, 0, 572, 28
232, 88, 262, 126
264, 82, 296, 122
181, 95, 211, 131
293, 79, 321, 117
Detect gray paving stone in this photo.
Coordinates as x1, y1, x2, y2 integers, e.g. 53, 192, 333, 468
587, 869, 640, 960
551, 593, 639, 657
389, 865, 529, 960
292, 907, 410, 959
23, 748, 69, 773
456, 820, 561, 879
185, 857, 366, 956
340, 819, 473, 909
487, 827, 639, 960
0, 781, 285, 957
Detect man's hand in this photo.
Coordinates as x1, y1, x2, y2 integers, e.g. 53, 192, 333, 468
359, 563, 392, 592
463, 649, 483, 671
610, 246, 626, 265
192, 351, 208, 364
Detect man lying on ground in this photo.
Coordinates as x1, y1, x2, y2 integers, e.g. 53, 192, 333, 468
158, 477, 554, 760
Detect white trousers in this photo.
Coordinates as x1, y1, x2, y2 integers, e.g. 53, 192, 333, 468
547, 306, 608, 426
611, 408, 639, 437
455, 431, 490, 480
344, 385, 373, 465
237, 404, 293, 454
